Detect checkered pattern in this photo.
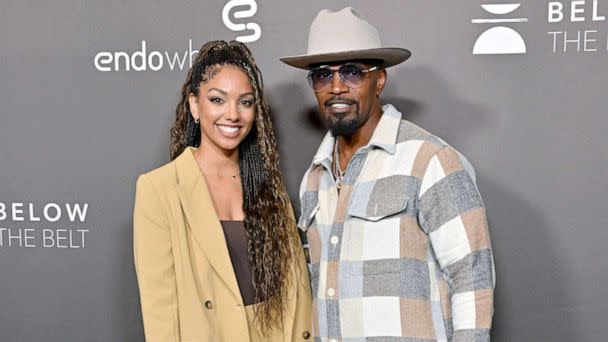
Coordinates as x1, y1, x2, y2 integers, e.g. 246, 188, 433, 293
298, 104, 495, 342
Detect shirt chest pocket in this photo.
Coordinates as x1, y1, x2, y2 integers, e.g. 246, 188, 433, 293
347, 175, 417, 221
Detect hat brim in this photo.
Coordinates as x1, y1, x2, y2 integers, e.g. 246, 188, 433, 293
280, 47, 411, 70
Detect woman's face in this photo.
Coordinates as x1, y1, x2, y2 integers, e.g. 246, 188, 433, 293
189, 65, 256, 155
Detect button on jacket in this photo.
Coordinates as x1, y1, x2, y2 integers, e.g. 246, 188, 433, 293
298, 105, 495, 341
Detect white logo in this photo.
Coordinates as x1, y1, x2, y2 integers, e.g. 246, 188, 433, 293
546, 1, 608, 54
472, 3, 528, 54
0, 202, 90, 249
222, 0, 261, 43
93, 39, 199, 72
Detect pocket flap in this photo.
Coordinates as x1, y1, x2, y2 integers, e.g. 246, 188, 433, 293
347, 177, 412, 221
297, 192, 319, 231
348, 199, 408, 221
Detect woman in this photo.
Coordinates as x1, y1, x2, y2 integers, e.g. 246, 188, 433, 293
133, 40, 312, 341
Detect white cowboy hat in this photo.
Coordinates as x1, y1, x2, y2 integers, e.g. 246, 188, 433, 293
280, 7, 411, 69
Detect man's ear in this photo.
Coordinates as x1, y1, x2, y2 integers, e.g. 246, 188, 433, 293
376, 69, 387, 97
188, 93, 199, 120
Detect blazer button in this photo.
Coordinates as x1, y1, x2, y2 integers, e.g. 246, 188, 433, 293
204, 300, 213, 310
302, 331, 311, 339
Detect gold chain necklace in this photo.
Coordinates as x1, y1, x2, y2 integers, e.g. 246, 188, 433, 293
333, 140, 345, 190
194, 149, 239, 180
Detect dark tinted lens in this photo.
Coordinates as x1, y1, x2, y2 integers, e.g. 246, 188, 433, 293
308, 68, 333, 91
311, 68, 332, 82
339, 64, 365, 85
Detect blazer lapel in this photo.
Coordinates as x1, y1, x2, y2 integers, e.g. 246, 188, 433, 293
175, 147, 242, 301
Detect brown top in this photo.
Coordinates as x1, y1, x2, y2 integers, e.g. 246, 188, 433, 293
220, 220, 258, 306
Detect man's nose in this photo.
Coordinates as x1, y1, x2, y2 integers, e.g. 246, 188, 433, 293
329, 70, 348, 94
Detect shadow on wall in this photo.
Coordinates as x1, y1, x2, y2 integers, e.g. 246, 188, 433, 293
266, 81, 325, 212
383, 65, 490, 152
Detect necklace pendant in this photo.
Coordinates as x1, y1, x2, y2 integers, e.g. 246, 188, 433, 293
336, 176, 343, 190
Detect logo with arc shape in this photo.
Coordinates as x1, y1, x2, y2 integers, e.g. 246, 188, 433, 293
472, 3, 528, 54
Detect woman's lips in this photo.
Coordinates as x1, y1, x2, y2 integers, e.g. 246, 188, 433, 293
215, 124, 241, 138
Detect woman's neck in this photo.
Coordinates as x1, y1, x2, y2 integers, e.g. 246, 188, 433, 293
193, 144, 239, 176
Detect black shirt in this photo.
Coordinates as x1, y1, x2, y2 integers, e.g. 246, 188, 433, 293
219, 220, 258, 306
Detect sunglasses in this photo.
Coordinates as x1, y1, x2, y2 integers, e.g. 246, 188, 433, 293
307, 63, 381, 92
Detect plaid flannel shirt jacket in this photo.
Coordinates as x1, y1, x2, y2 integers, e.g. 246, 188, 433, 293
298, 104, 495, 342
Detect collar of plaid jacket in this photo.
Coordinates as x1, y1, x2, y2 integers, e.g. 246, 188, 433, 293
311, 103, 402, 169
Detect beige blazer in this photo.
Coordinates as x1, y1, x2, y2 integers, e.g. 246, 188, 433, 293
133, 147, 312, 342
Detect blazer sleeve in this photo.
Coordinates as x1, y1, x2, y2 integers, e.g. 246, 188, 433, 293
133, 174, 180, 342
287, 204, 313, 341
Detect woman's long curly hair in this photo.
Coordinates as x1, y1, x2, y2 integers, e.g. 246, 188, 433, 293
169, 40, 300, 334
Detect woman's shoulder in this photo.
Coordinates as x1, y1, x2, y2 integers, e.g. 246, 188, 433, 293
136, 147, 196, 191
137, 153, 182, 188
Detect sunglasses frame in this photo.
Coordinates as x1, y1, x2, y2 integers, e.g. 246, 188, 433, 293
307, 63, 381, 92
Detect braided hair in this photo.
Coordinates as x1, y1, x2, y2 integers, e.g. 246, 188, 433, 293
169, 40, 299, 334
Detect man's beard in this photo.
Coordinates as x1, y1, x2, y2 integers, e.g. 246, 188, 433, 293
327, 115, 362, 136
324, 100, 363, 137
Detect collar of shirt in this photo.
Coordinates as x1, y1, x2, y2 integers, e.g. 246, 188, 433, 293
311, 104, 403, 170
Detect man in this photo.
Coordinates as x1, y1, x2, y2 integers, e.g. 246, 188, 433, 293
280, 7, 495, 342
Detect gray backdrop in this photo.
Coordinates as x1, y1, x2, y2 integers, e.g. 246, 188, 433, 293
1, 0, 607, 341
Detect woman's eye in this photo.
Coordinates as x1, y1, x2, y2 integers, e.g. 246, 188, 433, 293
241, 99, 254, 107
209, 97, 224, 104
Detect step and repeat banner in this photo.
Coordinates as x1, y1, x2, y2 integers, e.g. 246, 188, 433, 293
1, 1, 607, 341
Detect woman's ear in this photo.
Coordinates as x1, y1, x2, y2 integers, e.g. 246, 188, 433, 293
188, 93, 199, 120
